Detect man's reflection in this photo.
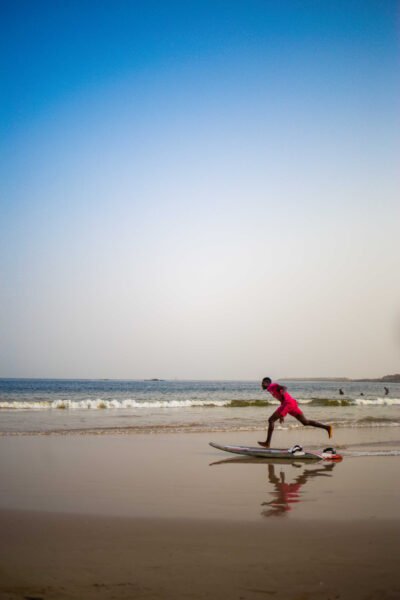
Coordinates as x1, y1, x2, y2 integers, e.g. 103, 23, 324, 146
261, 462, 336, 518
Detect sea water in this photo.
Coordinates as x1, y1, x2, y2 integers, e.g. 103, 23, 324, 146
1, 378, 399, 437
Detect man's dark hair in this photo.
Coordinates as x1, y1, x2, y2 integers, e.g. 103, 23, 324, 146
262, 377, 271, 385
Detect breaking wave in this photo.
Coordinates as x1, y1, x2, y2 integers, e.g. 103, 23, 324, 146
1, 396, 400, 410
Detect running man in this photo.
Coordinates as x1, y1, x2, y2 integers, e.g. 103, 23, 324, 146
258, 377, 332, 448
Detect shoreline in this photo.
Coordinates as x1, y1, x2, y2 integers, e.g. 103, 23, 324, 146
1, 422, 400, 441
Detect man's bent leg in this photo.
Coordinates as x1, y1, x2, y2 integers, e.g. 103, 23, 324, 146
294, 413, 332, 438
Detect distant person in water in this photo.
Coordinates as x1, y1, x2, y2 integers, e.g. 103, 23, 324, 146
339, 388, 344, 395
258, 377, 332, 448
384, 386, 389, 396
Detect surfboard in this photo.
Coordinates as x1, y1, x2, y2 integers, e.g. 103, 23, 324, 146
209, 442, 342, 461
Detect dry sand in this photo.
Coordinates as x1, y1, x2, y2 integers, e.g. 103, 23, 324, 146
0, 431, 399, 599
1, 511, 399, 600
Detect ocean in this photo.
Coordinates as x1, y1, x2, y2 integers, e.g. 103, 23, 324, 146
1, 378, 399, 437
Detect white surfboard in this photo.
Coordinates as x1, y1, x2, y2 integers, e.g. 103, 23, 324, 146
209, 442, 342, 461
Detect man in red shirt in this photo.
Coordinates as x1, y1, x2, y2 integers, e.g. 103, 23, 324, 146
258, 377, 332, 448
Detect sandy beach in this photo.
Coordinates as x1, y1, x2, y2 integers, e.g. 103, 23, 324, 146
1, 431, 400, 599
1, 511, 399, 600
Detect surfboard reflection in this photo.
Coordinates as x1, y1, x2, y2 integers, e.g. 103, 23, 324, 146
261, 462, 336, 518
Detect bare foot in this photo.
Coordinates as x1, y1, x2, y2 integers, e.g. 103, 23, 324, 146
258, 441, 269, 448
327, 425, 333, 439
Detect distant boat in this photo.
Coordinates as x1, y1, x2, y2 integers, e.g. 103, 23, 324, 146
144, 378, 165, 382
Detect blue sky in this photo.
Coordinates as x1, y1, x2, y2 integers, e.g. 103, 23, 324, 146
1, 1, 399, 378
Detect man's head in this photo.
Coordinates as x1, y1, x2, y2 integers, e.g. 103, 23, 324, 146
261, 377, 272, 390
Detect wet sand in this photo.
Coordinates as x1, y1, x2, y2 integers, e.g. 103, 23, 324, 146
0, 431, 399, 599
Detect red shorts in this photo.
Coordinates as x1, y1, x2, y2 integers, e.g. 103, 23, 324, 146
273, 400, 303, 419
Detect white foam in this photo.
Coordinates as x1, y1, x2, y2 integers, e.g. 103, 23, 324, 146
0, 401, 52, 409
0, 398, 232, 410
354, 397, 400, 406
1, 396, 399, 411
348, 450, 400, 457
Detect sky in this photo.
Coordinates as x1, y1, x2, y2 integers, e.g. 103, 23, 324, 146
1, 0, 399, 380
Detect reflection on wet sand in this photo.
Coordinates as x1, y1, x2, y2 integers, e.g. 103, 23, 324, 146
261, 462, 336, 518
210, 456, 338, 519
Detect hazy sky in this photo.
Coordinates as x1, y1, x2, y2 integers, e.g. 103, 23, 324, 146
1, 1, 399, 379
